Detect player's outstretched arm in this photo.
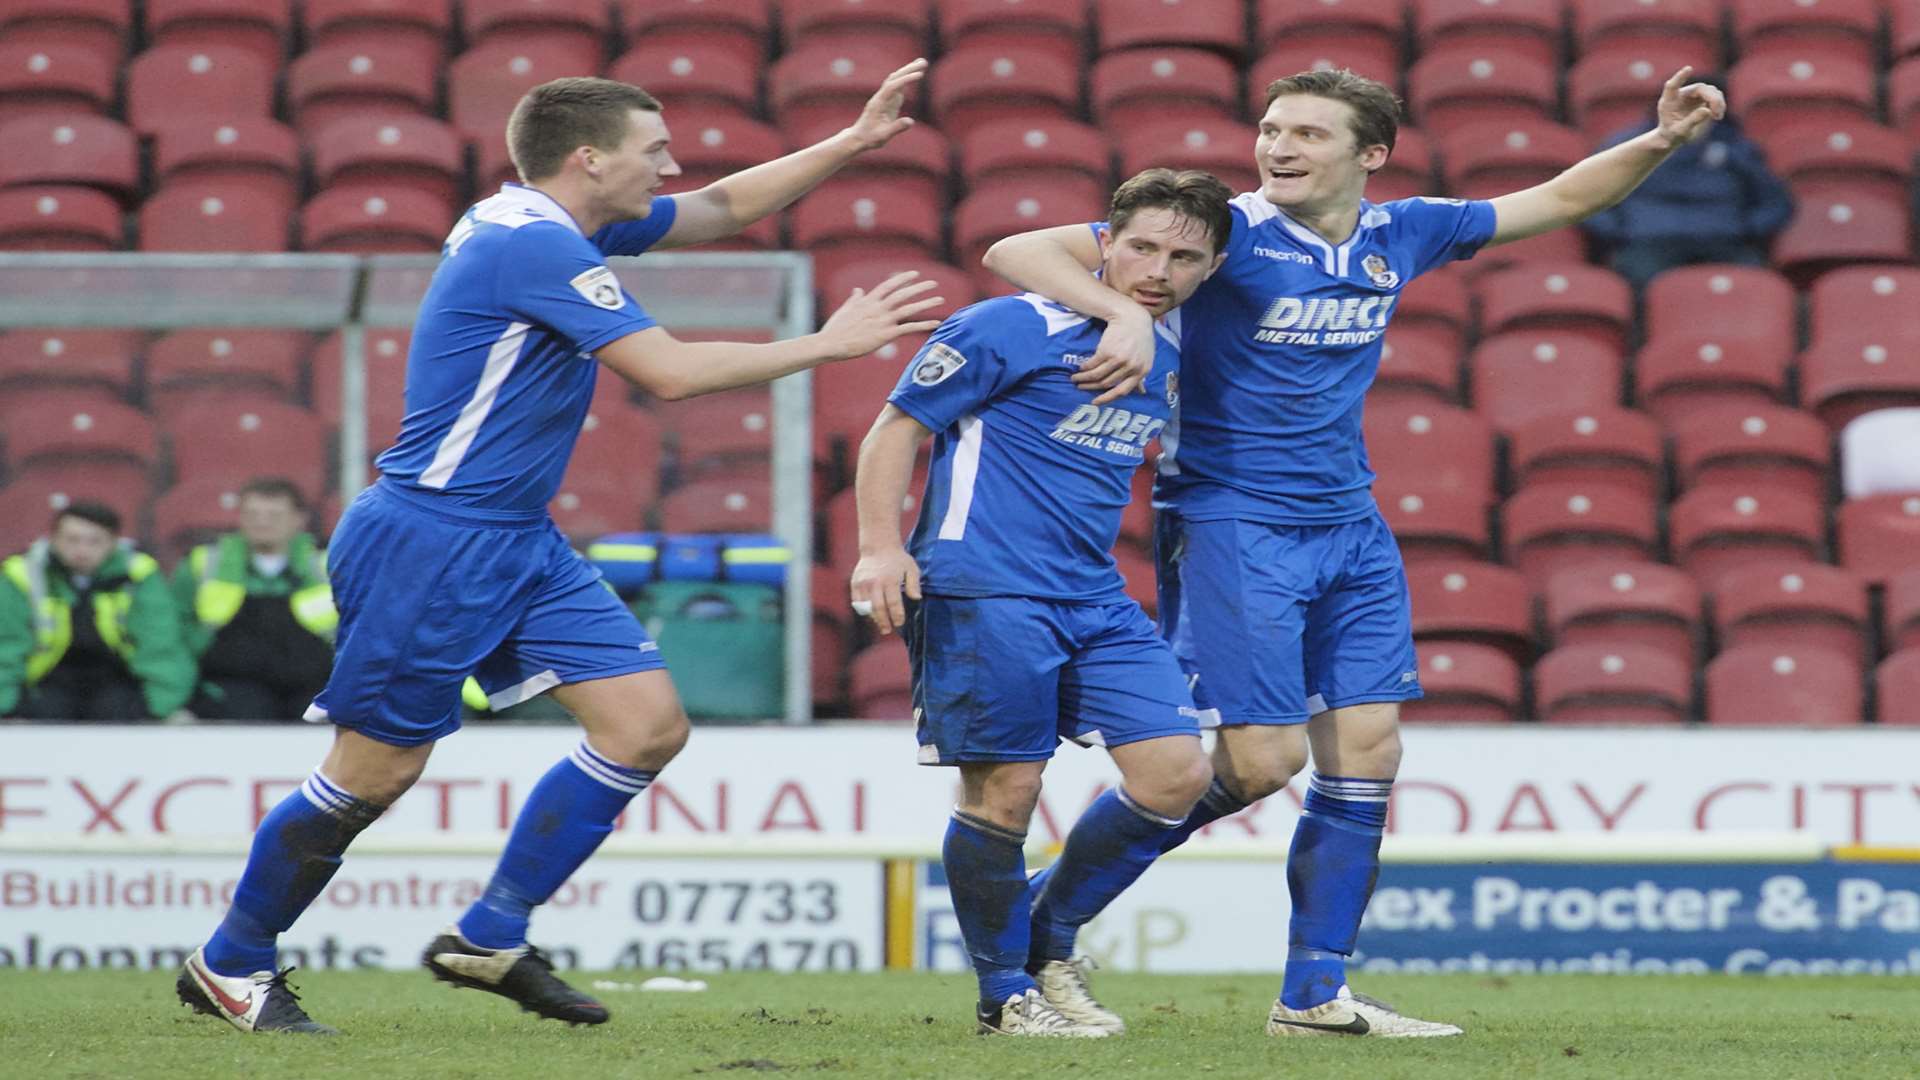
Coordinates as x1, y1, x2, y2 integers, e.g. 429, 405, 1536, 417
653, 59, 928, 251
596, 270, 942, 399
1487, 67, 1726, 247
981, 225, 1155, 406
849, 406, 932, 635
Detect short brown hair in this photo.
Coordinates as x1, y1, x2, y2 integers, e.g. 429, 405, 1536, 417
507, 77, 662, 183
1264, 69, 1401, 157
52, 501, 120, 534
1108, 168, 1235, 254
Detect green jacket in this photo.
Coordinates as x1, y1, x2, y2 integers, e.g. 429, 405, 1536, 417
0, 541, 197, 717
170, 532, 336, 657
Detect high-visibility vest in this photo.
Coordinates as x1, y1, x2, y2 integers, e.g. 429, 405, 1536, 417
190, 533, 337, 640
2, 541, 157, 685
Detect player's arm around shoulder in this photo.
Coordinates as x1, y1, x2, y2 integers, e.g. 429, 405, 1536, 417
982, 224, 1160, 406
1488, 67, 1725, 246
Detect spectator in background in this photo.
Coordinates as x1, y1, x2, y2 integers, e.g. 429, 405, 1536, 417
0, 502, 195, 721
172, 478, 336, 721
1583, 76, 1794, 287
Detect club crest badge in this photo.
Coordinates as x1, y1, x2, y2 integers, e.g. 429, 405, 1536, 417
1362, 253, 1399, 290
1165, 371, 1179, 408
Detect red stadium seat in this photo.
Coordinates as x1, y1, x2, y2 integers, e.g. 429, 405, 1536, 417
1374, 328, 1462, 405
622, 0, 771, 64
953, 182, 1108, 294
1877, 649, 1920, 725
933, 45, 1082, 147
1376, 485, 1491, 563
609, 42, 760, 120
1364, 402, 1497, 503
0, 329, 139, 400
1406, 51, 1557, 140
783, 0, 929, 58
1120, 464, 1154, 551
1469, 335, 1624, 435
1091, 48, 1239, 130
547, 474, 645, 542
1706, 644, 1863, 725
824, 259, 976, 328
1636, 337, 1792, 427
147, 329, 305, 416
151, 117, 300, 201
1439, 121, 1587, 201
0, 41, 115, 124
1373, 127, 1437, 200
166, 400, 327, 496
1569, 47, 1717, 142
1402, 643, 1522, 723
653, 113, 786, 215
305, 0, 452, 56
1801, 338, 1920, 431
288, 41, 440, 140
1573, 0, 1720, 68
815, 334, 922, 474
1669, 486, 1825, 584
822, 480, 924, 585
0, 185, 120, 250
789, 184, 942, 265
1808, 266, 1920, 342
0, 2, 130, 66
1889, 55, 1920, 142
562, 401, 665, 515
941, 0, 1087, 67
1393, 265, 1472, 352
300, 187, 451, 253
849, 637, 912, 720
1509, 408, 1664, 500
1255, 0, 1404, 62
0, 115, 137, 199
1503, 483, 1659, 588
1732, 0, 1879, 65
0, 464, 150, 554
139, 180, 293, 252
1544, 561, 1700, 667
1474, 262, 1633, 354
1772, 187, 1914, 284
664, 388, 773, 473
0, 389, 155, 470
310, 116, 467, 209
1249, 43, 1404, 110
448, 40, 599, 142
769, 43, 925, 138
1643, 265, 1795, 345
1119, 118, 1261, 195
960, 119, 1112, 198
1759, 120, 1913, 206
1729, 53, 1876, 142
462, 0, 612, 60
149, 474, 251, 562
1672, 405, 1832, 502
812, 564, 853, 709
656, 477, 773, 533
1889, 569, 1920, 652
1115, 541, 1158, 614
1418, 0, 1564, 66
1405, 559, 1535, 663
1714, 563, 1871, 668
793, 116, 953, 213
1094, 0, 1249, 58
311, 327, 411, 453
143, 0, 288, 67
124, 43, 270, 137
1838, 494, 1920, 585
1536, 643, 1693, 724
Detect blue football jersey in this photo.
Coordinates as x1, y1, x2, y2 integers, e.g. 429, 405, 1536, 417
1153, 192, 1497, 524
374, 184, 678, 513
888, 294, 1180, 602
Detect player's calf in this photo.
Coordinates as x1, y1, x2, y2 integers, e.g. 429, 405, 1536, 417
422, 926, 609, 1026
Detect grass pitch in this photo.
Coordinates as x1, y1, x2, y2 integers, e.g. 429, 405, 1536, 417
0, 970, 1911, 1079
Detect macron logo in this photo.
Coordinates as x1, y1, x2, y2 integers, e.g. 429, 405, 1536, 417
1254, 246, 1316, 265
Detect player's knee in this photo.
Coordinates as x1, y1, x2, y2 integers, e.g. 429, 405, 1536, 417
593, 706, 690, 772
1216, 741, 1306, 802
968, 767, 1044, 828
1158, 751, 1215, 815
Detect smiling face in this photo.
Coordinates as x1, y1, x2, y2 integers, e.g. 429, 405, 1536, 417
588, 108, 681, 221
1255, 93, 1390, 219
1099, 206, 1226, 318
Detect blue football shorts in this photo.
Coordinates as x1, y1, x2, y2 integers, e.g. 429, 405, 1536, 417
1154, 509, 1423, 727
303, 481, 665, 746
904, 594, 1201, 765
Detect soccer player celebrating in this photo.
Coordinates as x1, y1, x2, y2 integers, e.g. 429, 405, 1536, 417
176, 66, 943, 1034
851, 169, 1233, 1037
984, 69, 1725, 1037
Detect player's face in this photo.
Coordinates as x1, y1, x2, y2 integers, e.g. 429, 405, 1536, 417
49, 515, 114, 576
593, 108, 681, 220
1255, 95, 1389, 216
238, 493, 306, 554
1099, 207, 1225, 317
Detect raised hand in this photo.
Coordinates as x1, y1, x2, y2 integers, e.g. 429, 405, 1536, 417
1655, 66, 1726, 148
820, 270, 945, 360
1070, 304, 1157, 405
844, 58, 929, 151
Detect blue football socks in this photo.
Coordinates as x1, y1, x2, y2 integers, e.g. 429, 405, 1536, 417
458, 740, 655, 949
1025, 776, 1244, 917
1029, 787, 1184, 967
942, 810, 1039, 1009
1282, 773, 1391, 1010
203, 769, 384, 977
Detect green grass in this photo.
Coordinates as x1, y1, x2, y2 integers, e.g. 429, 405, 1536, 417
0, 970, 1912, 1079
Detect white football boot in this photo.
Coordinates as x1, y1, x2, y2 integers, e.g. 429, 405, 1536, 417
1266, 985, 1464, 1038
